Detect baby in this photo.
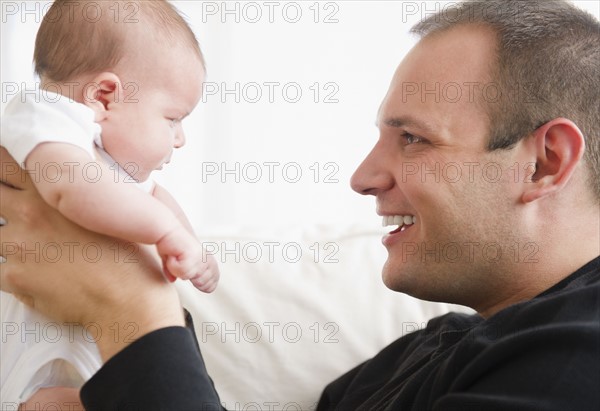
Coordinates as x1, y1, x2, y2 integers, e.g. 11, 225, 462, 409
1, 0, 218, 409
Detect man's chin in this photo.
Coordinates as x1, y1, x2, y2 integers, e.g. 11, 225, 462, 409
381, 259, 414, 293
381, 258, 444, 302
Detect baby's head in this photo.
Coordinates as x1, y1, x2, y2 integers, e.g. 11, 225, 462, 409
34, 0, 206, 181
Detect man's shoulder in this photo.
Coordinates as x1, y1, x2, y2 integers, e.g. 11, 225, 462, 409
489, 256, 600, 331
429, 259, 600, 411
317, 259, 600, 410
537, 256, 600, 298
440, 256, 600, 381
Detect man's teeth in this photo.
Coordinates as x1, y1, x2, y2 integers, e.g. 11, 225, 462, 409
382, 215, 417, 227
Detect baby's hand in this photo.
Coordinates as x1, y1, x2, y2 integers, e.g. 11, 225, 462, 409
189, 253, 220, 293
156, 226, 220, 293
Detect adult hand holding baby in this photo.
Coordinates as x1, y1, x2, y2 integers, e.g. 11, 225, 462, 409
0, 148, 185, 362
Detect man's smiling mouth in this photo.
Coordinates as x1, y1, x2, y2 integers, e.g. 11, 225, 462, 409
382, 215, 416, 234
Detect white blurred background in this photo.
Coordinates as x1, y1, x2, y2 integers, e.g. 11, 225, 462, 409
2, 1, 599, 232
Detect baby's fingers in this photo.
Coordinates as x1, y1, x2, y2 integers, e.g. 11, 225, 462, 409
165, 255, 196, 280
162, 258, 177, 283
190, 275, 218, 293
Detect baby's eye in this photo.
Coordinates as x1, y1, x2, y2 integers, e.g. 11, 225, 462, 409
168, 118, 180, 128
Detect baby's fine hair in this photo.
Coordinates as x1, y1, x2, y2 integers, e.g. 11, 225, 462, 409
34, 0, 205, 82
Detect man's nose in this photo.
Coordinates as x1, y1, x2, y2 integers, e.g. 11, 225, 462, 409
350, 140, 394, 196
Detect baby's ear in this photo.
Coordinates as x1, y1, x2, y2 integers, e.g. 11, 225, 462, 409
82, 73, 122, 121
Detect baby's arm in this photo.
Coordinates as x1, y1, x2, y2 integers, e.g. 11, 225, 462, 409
153, 184, 220, 293
25, 142, 203, 283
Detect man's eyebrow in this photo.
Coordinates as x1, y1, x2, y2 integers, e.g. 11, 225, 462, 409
376, 116, 435, 134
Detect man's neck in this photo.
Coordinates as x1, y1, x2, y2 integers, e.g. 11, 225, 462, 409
478, 208, 599, 318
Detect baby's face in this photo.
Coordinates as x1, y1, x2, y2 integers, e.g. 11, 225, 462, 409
98, 49, 205, 182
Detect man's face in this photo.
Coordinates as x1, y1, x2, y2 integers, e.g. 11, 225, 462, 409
351, 26, 534, 311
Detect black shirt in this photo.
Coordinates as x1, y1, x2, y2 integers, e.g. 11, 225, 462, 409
81, 257, 600, 410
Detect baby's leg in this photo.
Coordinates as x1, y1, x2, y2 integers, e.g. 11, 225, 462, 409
19, 387, 82, 411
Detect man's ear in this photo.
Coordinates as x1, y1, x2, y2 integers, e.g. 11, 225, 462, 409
521, 118, 585, 203
82, 72, 123, 121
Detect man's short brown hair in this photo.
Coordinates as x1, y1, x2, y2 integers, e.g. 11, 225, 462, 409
412, 0, 600, 200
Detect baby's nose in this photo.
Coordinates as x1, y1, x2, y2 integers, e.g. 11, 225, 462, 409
174, 130, 186, 148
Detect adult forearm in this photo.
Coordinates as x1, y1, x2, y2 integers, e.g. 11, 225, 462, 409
81, 327, 224, 411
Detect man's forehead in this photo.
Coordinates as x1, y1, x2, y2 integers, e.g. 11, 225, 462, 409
375, 25, 496, 130
392, 25, 496, 85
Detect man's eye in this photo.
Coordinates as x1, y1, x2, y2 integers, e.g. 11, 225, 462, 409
401, 132, 423, 145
